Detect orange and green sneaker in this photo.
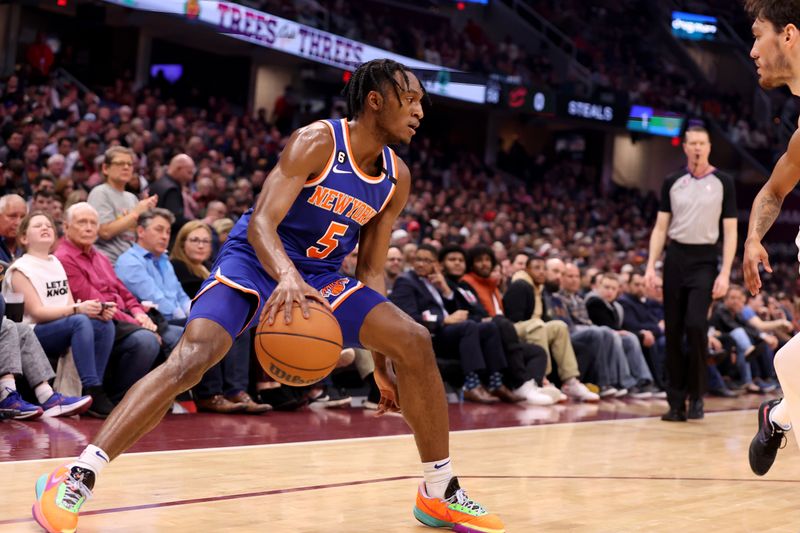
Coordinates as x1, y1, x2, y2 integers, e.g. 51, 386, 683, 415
32, 464, 94, 533
414, 477, 505, 533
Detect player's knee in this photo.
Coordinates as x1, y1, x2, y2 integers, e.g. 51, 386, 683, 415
410, 321, 433, 349
167, 338, 223, 391
390, 322, 433, 364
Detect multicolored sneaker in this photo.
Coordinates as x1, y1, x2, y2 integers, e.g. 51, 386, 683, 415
41, 393, 93, 418
414, 477, 505, 533
33, 464, 94, 533
0, 388, 43, 420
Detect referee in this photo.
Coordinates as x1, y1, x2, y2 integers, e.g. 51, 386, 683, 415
644, 125, 737, 422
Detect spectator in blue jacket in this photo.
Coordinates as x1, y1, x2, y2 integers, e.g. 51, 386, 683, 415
115, 208, 191, 324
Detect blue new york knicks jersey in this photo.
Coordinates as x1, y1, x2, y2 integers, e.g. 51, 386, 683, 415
193, 119, 399, 346
225, 118, 398, 274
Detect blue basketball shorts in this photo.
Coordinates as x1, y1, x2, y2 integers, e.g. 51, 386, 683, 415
187, 241, 387, 348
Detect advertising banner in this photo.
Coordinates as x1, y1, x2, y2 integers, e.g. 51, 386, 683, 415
101, 0, 488, 103
557, 97, 625, 126
672, 11, 718, 41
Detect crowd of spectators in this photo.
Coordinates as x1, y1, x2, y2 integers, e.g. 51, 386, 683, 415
0, 28, 793, 421
238, 0, 788, 168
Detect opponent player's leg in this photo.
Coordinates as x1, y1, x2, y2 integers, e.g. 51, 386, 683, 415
749, 332, 798, 475
359, 302, 505, 533
32, 284, 253, 533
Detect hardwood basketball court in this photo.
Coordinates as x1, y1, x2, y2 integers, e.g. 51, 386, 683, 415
2, 397, 799, 532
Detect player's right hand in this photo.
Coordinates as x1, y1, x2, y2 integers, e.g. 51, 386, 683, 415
263, 269, 330, 325
743, 239, 772, 295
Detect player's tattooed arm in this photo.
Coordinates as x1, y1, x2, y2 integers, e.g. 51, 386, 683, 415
747, 129, 800, 242
749, 190, 783, 240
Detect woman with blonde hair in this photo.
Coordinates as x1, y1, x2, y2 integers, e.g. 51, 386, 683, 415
170, 220, 212, 298
169, 221, 268, 414
211, 218, 234, 244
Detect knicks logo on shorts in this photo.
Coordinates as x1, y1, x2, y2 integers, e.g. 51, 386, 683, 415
320, 278, 350, 298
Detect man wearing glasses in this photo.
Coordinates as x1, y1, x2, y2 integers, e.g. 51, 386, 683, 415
87, 147, 158, 263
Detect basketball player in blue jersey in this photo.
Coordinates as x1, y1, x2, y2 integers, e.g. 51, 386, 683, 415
32, 59, 505, 533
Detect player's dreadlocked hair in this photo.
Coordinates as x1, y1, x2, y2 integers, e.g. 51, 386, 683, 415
342, 59, 429, 119
745, 0, 800, 31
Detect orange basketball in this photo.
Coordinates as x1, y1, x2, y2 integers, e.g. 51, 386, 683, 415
254, 300, 343, 386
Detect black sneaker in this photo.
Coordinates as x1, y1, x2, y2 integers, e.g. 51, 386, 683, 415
687, 398, 704, 420
258, 386, 308, 411
310, 387, 352, 409
661, 407, 687, 422
83, 386, 115, 419
749, 398, 788, 476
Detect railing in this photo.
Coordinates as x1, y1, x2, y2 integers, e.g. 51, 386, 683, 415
52, 67, 93, 98
498, 0, 592, 89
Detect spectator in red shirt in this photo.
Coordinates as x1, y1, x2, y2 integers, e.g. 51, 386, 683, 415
55, 202, 180, 401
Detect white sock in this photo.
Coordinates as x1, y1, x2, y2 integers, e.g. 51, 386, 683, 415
0, 378, 16, 401
71, 445, 110, 478
770, 399, 792, 431
422, 457, 453, 500
35, 382, 54, 405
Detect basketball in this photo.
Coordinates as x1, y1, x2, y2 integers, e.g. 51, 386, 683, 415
254, 300, 343, 386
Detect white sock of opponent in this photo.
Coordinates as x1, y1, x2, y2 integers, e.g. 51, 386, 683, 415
770, 399, 792, 431
423, 457, 453, 499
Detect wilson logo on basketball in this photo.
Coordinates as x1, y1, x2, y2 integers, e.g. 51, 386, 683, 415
320, 278, 350, 298
268, 363, 316, 385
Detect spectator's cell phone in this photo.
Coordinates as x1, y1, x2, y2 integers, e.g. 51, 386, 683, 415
101, 302, 117, 310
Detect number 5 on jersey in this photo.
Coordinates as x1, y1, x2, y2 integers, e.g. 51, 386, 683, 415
307, 222, 348, 259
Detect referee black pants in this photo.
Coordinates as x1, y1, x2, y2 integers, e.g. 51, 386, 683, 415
663, 242, 718, 408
